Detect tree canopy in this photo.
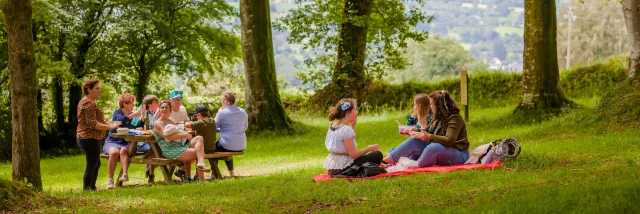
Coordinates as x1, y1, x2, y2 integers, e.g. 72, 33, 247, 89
274, 0, 432, 89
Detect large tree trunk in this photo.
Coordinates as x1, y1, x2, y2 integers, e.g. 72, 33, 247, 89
622, 0, 640, 83
240, 0, 291, 131
4, 0, 43, 190
311, 0, 372, 108
517, 0, 569, 110
331, 0, 371, 100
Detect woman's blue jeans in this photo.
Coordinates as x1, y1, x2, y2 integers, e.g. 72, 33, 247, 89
388, 137, 470, 168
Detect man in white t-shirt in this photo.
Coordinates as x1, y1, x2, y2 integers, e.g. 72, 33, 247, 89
168, 89, 189, 124
168, 89, 192, 181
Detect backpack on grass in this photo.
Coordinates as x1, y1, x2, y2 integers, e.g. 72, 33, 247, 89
494, 138, 521, 162
466, 138, 521, 164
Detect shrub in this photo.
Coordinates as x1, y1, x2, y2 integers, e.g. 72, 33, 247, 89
561, 56, 629, 98
288, 56, 629, 114
597, 82, 640, 127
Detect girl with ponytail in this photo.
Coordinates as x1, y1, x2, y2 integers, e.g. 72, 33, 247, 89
323, 99, 383, 175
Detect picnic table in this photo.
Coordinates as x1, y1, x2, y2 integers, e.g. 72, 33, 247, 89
101, 133, 244, 186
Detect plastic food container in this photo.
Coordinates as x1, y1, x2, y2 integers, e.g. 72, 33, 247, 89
398, 125, 413, 135
410, 131, 425, 138
116, 128, 128, 135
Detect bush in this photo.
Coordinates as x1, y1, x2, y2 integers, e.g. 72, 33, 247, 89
286, 56, 630, 114
561, 56, 629, 98
359, 71, 522, 112
597, 82, 640, 127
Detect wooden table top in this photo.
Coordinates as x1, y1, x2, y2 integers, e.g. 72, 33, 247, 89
111, 131, 196, 143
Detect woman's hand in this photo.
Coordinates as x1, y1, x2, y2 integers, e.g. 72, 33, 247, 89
109, 123, 120, 130
419, 132, 430, 141
367, 144, 379, 152
183, 133, 193, 140
410, 126, 419, 132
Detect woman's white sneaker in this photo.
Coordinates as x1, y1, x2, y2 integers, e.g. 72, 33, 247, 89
106, 179, 115, 189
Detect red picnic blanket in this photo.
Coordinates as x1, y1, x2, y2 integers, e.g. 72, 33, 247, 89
312, 161, 502, 182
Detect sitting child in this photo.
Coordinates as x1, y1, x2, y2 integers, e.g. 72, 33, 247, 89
163, 124, 188, 145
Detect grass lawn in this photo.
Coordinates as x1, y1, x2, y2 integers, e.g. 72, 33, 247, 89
1, 98, 639, 213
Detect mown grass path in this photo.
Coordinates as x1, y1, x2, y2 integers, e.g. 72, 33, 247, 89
1, 103, 639, 213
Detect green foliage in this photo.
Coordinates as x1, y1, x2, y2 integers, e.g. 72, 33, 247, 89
560, 56, 629, 98
99, 0, 241, 99
274, 0, 432, 89
363, 71, 522, 112
597, 82, 640, 128
387, 36, 487, 83
283, 56, 629, 114
0, 69, 10, 161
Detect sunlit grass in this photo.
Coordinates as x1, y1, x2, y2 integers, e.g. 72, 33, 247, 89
1, 98, 639, 212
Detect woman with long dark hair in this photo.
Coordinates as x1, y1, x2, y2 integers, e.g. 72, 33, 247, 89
410, 90, 470, 167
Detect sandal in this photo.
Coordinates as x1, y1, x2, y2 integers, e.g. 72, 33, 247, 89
196, 164, 211, 172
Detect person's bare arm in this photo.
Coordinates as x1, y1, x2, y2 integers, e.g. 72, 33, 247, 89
344, 138, 378, 159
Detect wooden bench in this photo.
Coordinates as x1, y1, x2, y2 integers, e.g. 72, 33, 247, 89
106, 133, 244, 186
204, 152, 245, 179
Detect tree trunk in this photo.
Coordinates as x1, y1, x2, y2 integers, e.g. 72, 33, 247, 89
311, 0, 372, 107
332, 0, 371, 98
135, 49, 149, 103
68, 6, 101, 138
135, 71, 149, 104
622, 0, 640, 83
517, 0, 569, 110
67, 35, 92, 135
37, 89, 43, 134
67, 82, 82, 136
4, 0, 43, 190
240, 0, 291, 131
53, 33, 66, 135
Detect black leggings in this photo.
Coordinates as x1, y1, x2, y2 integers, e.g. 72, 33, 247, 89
216, 141, 243, 171
77, 138, 101, 190
329, 151, 383, 175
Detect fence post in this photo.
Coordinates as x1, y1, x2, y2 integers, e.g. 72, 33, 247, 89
461, 70, 469, 121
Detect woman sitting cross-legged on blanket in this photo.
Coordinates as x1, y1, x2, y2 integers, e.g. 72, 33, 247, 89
324, 98, 383, 175
153, 100, 210, 182
384, 91, 470, 168
382, 94, 432, 165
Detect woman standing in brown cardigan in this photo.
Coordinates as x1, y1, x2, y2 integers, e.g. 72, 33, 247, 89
76, 79, 119, 191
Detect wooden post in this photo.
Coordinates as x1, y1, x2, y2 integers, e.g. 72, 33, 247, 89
461, 70, 469, 121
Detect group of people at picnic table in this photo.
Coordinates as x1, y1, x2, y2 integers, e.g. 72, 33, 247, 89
74, 78, 467, 190
75, 79, 248, 191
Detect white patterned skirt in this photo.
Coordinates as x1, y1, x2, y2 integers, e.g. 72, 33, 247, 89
324, 154, 354, 171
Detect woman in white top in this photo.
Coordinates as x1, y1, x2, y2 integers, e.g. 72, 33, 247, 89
324, 98, 382, 175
